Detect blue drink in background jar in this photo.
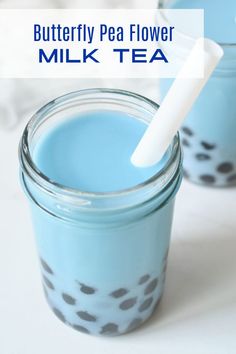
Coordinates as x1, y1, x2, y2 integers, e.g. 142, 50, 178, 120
19, 89, 182, 336
159, 0, 236, 187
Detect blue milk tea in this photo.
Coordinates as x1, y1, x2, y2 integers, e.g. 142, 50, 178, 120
160, 0, 236, 187
19, 89, 182, 336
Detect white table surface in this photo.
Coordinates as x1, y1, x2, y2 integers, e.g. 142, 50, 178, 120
0, 123, 236, 354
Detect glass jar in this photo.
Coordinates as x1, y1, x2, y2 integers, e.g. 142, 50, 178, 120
158, 0, 236, 187
19, 88, 182, 336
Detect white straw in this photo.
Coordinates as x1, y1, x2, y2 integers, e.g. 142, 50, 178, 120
131, 38, 224, 167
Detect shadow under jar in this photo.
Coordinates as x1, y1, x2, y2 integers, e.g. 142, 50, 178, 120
158, 0, 236, 187
19, 89, 182, 336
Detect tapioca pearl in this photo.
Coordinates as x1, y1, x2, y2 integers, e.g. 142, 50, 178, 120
52, 308, 66, 323
217, 162, 234, 174
77, 311, 97, 322
72, 324, 90, 334
183, 169, 190, 179
110, 288, 128, 298
62, 293, 76, 305
43, 275, 54, 290
138, 297, 153, 312
100, 323, 119, 335
127, 318, 143, 332
227, 174, 236, 183
78, 282, 96, 295
182, 138, 191, 147
181, 126, 194, 137
199, 175, 216, 184
201, 141, 216, 150
138, 274, 150, 285
144, 278, 158, 295
40, 258, 53, 275
195, 153, 211, 161
119, 297, 137, 310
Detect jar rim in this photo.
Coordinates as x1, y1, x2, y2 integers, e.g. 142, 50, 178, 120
19, 88, 181, 206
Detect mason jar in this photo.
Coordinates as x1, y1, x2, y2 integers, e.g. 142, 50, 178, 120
19, 89, 182, 336
158, 0, 236, 187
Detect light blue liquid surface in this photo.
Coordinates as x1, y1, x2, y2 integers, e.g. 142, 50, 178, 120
33, 110, 167, 193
